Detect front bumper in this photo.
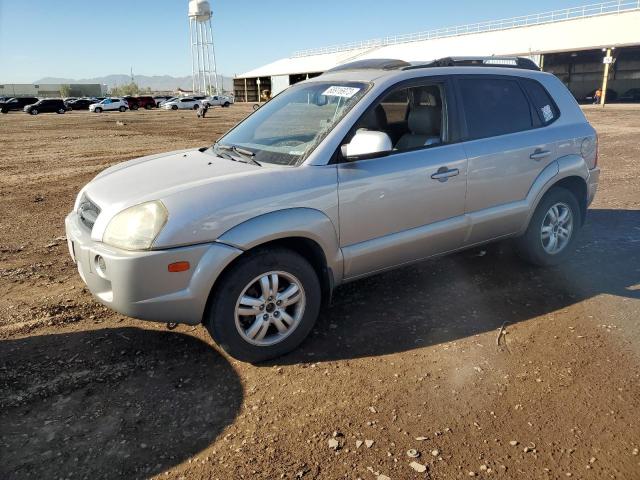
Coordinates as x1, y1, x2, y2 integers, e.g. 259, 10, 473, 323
587, 167, 600, 206
65, 212, 242, 325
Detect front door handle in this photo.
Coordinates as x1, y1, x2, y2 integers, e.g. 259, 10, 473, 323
430, 167, 460, 182
530, 149, 551, 160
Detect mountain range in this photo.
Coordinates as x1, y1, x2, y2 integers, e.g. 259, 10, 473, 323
33, 74, 234, 92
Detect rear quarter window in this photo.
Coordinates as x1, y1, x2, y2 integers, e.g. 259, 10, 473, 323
521, 79, 559, 125
458, 77, 533, 140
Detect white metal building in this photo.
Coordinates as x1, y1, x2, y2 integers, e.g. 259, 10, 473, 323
234, 0, 640, 101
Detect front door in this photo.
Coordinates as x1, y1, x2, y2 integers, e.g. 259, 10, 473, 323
338, 79, 469, 279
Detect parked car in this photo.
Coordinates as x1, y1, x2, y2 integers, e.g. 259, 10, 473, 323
66, 56, 599, 362
581, 88, 617, 104
204, 94, 234, 107
0, 97, 39, 113
89, 97, 128, 113
161, 97, 201, 110
618, 88, 640, 103
24, 98, 67, 115
65, 98, 94, 110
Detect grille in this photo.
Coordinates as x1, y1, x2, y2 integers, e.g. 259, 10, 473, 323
77, 195, 101, 231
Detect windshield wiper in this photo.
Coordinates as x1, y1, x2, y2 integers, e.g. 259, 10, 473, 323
217, 143, 262, 167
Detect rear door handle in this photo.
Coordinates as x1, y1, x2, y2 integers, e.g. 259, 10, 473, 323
431, 167, 460, 182
530, 149, 551, 160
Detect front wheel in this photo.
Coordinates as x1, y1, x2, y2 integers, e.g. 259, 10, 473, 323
94, 107, 102, 113
223, 102, 230, 107
57, 108, 66, 114
193, 104, 199, 110
515, 187, 581, 266
119, 106, 126, 112
205, 248, 321, 363
171, 105, 178, 110
30, 109, 39, 115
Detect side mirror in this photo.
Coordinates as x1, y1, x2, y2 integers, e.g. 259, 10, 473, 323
341, 130, 393, 160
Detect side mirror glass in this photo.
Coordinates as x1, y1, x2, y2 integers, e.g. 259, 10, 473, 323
341, 130, 392, 160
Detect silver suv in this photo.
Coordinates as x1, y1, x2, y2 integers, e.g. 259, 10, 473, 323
65, 57, 600, 362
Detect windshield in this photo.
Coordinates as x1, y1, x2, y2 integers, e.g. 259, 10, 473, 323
217, 81, 369, 166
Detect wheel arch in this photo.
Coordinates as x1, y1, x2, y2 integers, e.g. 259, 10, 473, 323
523, 155, 590, 231
201, 208, 343, 323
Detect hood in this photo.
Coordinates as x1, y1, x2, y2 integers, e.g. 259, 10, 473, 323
84, 148, 260, 212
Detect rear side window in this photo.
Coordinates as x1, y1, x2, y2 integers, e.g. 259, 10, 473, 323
458, 77, 532, 139
521, 79, 558, 125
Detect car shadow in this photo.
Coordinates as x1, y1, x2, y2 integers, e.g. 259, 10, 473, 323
272, 208, 640, 365
0, 328, 243, 480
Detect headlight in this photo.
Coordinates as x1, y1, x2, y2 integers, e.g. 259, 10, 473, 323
103, 201, 168, 250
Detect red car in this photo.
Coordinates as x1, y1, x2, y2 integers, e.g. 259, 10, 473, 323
123, 96, 157, 110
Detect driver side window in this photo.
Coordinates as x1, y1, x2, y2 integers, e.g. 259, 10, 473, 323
354, 82, 447, 153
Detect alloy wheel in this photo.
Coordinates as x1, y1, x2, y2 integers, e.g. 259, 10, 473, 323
541, 202, 573, 254
234, 271, 306, 347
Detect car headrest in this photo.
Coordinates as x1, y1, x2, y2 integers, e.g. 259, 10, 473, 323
359, 104, 388, 131
408, 107, 440, 136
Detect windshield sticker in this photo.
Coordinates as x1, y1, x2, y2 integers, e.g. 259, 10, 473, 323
541, 105, 554, 122
322, 86, 361, 98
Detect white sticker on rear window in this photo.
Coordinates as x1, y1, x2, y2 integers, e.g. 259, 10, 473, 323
541, 105, 554, 122
322, 86, 361, 98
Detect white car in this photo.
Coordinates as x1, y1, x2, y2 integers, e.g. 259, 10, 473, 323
162, 97, 202, 110
89, 98, 128, 113
204, 95, 234, 107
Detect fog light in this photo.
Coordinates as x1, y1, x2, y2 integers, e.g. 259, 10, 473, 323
95, 255, 107, 277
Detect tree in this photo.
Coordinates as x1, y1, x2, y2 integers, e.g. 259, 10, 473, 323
109, 82, 140, 96
59, 84, 71, 98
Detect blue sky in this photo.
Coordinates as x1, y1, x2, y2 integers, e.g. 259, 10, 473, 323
0, 0, 589, 82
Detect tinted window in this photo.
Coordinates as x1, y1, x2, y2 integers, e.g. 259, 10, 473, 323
459, 78, 532, 139
521, 79, 558, 125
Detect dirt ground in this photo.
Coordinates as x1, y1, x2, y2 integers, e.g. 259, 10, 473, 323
0, 104, 639, 480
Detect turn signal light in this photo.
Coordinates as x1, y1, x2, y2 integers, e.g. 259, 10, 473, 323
168, 261, 190, 273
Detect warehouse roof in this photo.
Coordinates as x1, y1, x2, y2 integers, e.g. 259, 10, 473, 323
237, 0, 640, 79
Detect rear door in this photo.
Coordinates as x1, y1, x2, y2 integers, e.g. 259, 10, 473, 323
454, 75, 558, 244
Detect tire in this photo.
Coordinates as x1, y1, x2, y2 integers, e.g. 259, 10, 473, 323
145, 104, 152, 110
130, 104, 138, 111
514, 187, 581, 267
30, 109, 39, 115
193, 104, 199, 110
57, 108, 65, 114
94, 107, 102, 113
172, 105, 178, 110
119, 106, 126, 112
1, 109, 7, 114
205, 248, 321, 363
223, 102, 230, 107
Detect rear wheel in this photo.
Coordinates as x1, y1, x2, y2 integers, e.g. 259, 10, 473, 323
515, 187, 581, 266
193, 104, 199, 110
119, 106, 126, 112
57, 108, 66, 114
1, 109, 7, 114
145, 104, 152, 110
223, 101, 230, 107
205, 248, 321, 363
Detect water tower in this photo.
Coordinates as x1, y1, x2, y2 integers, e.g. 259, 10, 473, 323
188, 0, 220, 94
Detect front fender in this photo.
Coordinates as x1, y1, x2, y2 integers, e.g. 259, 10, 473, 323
217, 208, 343, 284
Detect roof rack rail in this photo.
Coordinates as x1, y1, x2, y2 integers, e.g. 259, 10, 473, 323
404, 56, 540, 71
326, 59, 411, 73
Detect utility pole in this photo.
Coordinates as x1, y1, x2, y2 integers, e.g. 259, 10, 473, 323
600, 48, 614, 107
